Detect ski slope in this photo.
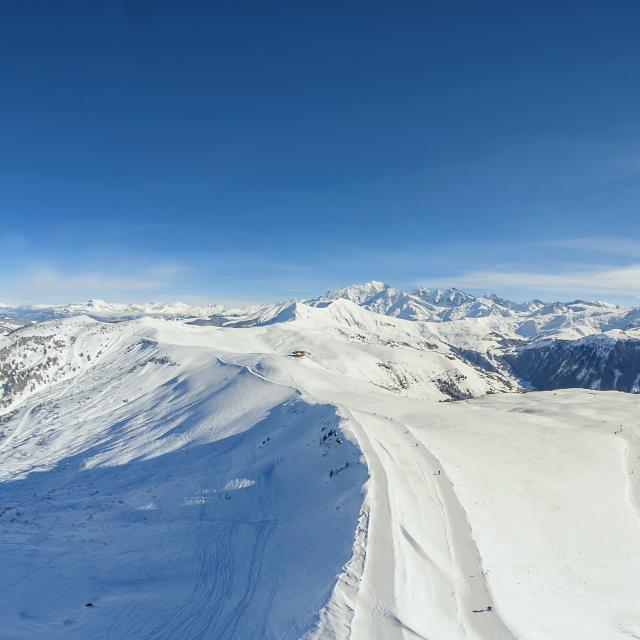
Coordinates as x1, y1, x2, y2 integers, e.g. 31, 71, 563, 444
1, 301, 639, 639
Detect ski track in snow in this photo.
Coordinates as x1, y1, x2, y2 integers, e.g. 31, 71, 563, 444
621, 437, 640, 532
337, 408, 517, 640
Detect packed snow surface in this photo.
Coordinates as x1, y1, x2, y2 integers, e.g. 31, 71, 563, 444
1, 288, 639, 639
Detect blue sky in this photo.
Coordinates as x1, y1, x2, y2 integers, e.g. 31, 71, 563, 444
1, 1, 639, 305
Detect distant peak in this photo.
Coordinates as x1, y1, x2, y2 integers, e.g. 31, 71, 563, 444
343, 280, 390, 292
86, 299, 109, 307
322, 280, 393, 302
412, 286, 475, 307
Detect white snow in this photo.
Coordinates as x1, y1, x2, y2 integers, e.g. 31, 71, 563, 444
1, 289, 639, 639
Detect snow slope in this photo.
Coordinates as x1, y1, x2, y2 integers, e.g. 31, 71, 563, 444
143, 311, 640, 640
0, 319, 366, 639
149, 311, 640, 639
1, 296, 640, 639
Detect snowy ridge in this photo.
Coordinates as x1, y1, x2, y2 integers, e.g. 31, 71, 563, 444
0, 318, 366, 638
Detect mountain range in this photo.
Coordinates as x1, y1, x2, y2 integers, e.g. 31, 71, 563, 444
3, 281, 639, 393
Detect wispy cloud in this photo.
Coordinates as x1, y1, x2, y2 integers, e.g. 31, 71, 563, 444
544, 236, 640, 257
428, 263, 640, 299
1, 262, 186, 305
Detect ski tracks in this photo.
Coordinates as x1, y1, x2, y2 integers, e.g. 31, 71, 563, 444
340, 407, 518, 640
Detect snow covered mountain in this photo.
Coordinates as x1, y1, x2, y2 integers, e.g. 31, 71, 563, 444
4, 280, 637, 337
0, 299, 227, 327
308, 281, 640, 393
2, 283, 640, 639
308, 281, 634, 331
3, 282, 640, 395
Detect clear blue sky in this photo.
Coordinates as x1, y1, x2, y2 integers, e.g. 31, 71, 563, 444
1, 1, 639, 304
